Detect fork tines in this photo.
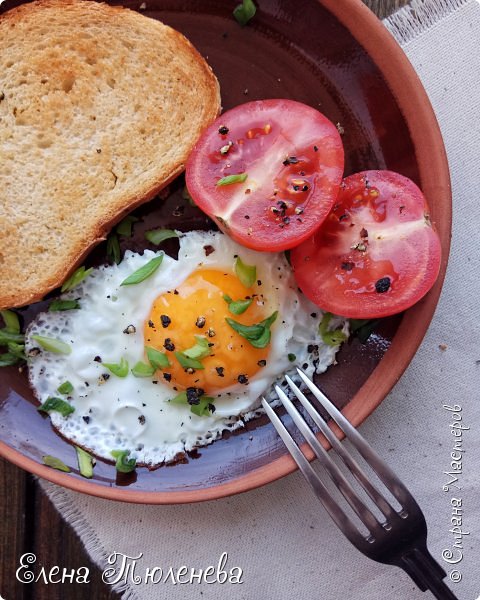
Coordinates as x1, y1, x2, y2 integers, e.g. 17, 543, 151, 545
261, 369, 415, 550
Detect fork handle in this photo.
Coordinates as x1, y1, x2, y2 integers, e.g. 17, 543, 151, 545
399, 547, 459, 599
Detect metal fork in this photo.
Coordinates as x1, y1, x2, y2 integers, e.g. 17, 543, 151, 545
262, 369, 459, 600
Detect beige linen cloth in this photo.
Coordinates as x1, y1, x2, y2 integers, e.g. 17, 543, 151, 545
40, 1, 480, 598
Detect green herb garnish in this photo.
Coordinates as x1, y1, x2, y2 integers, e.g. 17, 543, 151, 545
1, 309, 20, 333
31, 335, 71, 355
170, 391, 189, 405
111, 449, 136, 473
48, 299, 80, 312
0, 329, 24, 344
131, 361, 156, 377
146, 346, 170, 370
350, 319, 380, 344
182, 336, 211, 360
145, 229, 179, 245
319, 313, 348, 346
38, 397, 75, 417
57, 381, 73, 395
226, 311, 278, 349
116, 216, 139, 237
0, 353, 22, 367
235, 256, 256, 288
43, 455, 71, 472
103, 357, 129, 378
6, 341, 25, 360
233, 0, 256, 26
76, 446, 95, 478
191, 396, 215, 417
120, 255, 164, 286
216, 173, 248, 186
61, 266, 93, 292
106, 233, 121, 265
174, 352, 205, 370
288, 353, 296, 362
223, 294, 253, 315
170, 390, 215, 417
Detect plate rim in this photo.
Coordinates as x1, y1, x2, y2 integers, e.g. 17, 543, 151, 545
0, 0, 452, 504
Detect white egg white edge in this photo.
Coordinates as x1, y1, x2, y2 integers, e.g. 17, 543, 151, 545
24, 230, 349, 467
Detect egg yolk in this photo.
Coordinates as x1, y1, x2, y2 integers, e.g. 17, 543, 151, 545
144, 269, 272, 393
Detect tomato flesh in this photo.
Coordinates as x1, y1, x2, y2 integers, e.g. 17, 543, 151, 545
185, 99, 344, 252
291, 171, 442, 318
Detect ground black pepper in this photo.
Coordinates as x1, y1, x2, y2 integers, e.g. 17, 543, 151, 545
164, 338, 175, 351
186, 387, 205, 405
375, 277, 391, 293
160, 315, 171, 328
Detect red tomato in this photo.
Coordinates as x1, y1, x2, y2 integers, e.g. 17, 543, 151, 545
291, 171, 442, 319
185, 99, 344, 252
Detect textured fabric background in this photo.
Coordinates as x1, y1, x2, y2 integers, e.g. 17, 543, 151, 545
41, 1, 480, 598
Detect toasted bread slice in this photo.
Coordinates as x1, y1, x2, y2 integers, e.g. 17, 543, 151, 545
0, 0, 221, 308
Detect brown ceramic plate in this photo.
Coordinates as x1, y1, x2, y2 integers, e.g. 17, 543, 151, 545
0, 0, 451, 503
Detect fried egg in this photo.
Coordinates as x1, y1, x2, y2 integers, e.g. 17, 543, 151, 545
25, 231, 347, 465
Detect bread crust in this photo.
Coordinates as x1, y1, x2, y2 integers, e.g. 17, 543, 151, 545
0, 0, 221, 308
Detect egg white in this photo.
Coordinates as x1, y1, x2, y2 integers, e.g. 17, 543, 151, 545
25, 231, 347, 465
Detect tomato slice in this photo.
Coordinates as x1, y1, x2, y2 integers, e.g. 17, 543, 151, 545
291, 171, 442, 319
185, 99, 344, 252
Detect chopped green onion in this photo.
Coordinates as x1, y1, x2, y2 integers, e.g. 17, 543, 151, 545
145, 229, 179, 245
57, 381, 73, 395
131, 361, 156, 377
235, 256, 256, 288
174, 352, 205, 370
349, 319, 379, 344
226, 311, 277, 349
106, 233, 121, 264
111, 449, 136, 473
120, 255, 164, 286
233, 0, 256, 26
288, 353, 296, 362
223, 294, 253, 315
103, 357, 129, 378
0, 329, 24, 344
191, 396, 215, 417
61, 266, 93, 292
38, 397, 75, 417
170, 391, 188, 405
170, 391, 215, 417
225, 320, 263, 340
75, 446, 95, 478
0, 309, 20, 333
6, 342, 25, 360
116, 216, 139, 237
182, 336, 211, 360
216, 173, 248, 186
48, 299, 81, 312
43, 455, 71, 473
145, 346, 171, 370
0, 353, 22, 367
31, 335, 71, 355
319, 313, 348, 346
